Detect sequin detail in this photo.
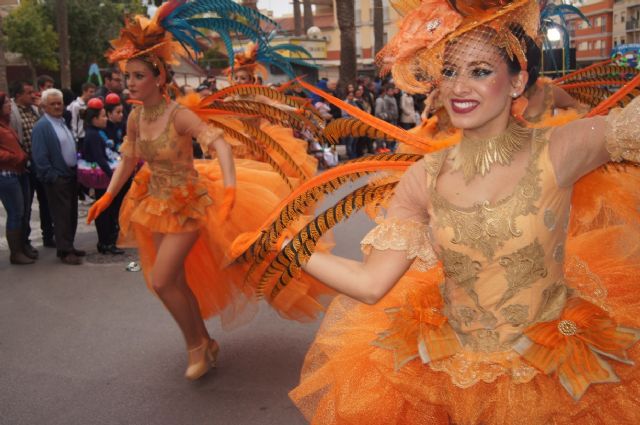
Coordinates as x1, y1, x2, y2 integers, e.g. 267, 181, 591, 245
430, 132, 544, 260
557, 320, 577, 336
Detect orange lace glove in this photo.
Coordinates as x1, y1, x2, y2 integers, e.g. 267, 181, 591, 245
217, 186, 236, 222
87, 192, 114, 224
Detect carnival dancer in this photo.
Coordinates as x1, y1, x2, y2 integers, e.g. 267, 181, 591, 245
87, 0, 331, 381
237, 0, 640, 422
217, 42, 320, 182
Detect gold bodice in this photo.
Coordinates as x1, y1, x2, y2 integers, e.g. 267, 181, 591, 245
424, 131, 573, 352
120, 106, 199, 199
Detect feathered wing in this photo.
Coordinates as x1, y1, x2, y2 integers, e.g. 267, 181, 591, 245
206, 118, 296, 190
209, 99, 324, 140
233, 155, 421, 287
553, 60, 640, 111
324, 118, 408, 145
240, 121, 310, 180
256, 181, 399, 300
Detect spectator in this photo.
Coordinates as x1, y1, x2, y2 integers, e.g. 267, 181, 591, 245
326, 80, 343, 120
34, 75, 55, 109
68, 83, 96, 204
81, 98, 125, 255
97, 68, 129, 121
342, 91, 360, 159
9, 80, 55, 253
374, 83, 399, 152
354, 86, 374, 155
31, 89, 85, 265
104, 93, 130, 250
97, 68, 124, 98
104, 93, 126, 146
196, 83, 212, 97
0, 91, 34, 264
399, 91, 417, 130
67, 82, 97, 148
61, 88, 75, 130
37, 75, 55, 92
314, 100, 333, 121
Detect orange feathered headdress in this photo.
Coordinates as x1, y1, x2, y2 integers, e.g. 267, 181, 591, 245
378, 0, 539, 93
106, 1, 191, 86
223, 42, 268, 80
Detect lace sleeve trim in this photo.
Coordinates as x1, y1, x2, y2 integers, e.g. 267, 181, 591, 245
196, 126, 225, 152
605, 98, 640, 163
361, 217, 438, 271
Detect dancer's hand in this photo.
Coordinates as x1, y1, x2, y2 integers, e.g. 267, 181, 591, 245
87, 192, 114, 224
217, 186, 236, 222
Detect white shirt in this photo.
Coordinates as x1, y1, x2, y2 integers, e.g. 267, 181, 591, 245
67, 97, 87, 140
45, 114, 77, 167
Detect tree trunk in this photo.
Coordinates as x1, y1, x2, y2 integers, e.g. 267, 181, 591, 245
28, 62, 37, 85
0, 16, 8, 93
293, 0, 302, 36
56, 0, 71, 89
373, 0, 384, 58
337, 0, 356, 92
303, 0, 314, 31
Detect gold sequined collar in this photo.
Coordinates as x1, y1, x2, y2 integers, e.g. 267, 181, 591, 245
454, 120, 533, 183
141, 101, 168, 123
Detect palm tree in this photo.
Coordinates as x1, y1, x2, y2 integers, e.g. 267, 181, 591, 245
293, 0, 303, 36
303, 0, 314, 31
336, 0, 357, 91
56, 0, 71, 89
373, 0, 384, 58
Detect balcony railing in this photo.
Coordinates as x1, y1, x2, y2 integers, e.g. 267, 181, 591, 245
626, 20, 640, 31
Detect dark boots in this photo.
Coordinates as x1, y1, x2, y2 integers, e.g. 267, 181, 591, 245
6, 229, 35, 265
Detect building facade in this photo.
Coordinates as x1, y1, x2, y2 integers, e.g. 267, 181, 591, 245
268, 0, 401, 80
566, 0, 614, 64
613, 0, 640, 45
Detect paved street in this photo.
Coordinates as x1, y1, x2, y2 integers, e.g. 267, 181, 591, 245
0, 181, 375, 425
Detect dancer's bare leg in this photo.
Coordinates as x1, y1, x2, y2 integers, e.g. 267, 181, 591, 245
176, 268, 210, 343
151, 231, 204, 349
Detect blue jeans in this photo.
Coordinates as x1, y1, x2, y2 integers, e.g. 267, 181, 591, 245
0, 173, 27, 231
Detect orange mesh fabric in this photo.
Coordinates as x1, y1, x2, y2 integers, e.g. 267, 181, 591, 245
118, 159, 332, 326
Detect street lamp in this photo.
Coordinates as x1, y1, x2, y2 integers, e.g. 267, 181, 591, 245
545, 27, 566, 76
547, 27, 562, 42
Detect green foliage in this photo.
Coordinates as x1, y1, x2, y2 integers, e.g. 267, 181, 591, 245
4, 0, 59, 74
198, 48, 229, 72
42, 0, 146, 70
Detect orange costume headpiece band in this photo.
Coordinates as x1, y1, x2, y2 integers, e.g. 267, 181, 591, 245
106, 2, 188, 86
223, 42, 268, 80
378, 0, 540, 93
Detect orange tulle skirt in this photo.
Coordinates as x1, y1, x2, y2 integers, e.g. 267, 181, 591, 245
118, 158, 331, 327
290, 164, 640, 424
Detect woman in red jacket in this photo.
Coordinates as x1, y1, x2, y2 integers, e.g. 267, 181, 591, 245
0, 91, 34, 265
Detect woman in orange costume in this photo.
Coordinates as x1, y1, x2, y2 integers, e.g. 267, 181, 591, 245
85, 0, 321, 381
253, 1, 640, 423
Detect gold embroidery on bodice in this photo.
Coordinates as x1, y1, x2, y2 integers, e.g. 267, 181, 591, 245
428, 132, 544, 261
134, 106, 200, 199
496, 239, 548, 308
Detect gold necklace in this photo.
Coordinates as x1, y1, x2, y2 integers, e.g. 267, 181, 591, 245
454, 119, 532, 183
141, 101, 167, 123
